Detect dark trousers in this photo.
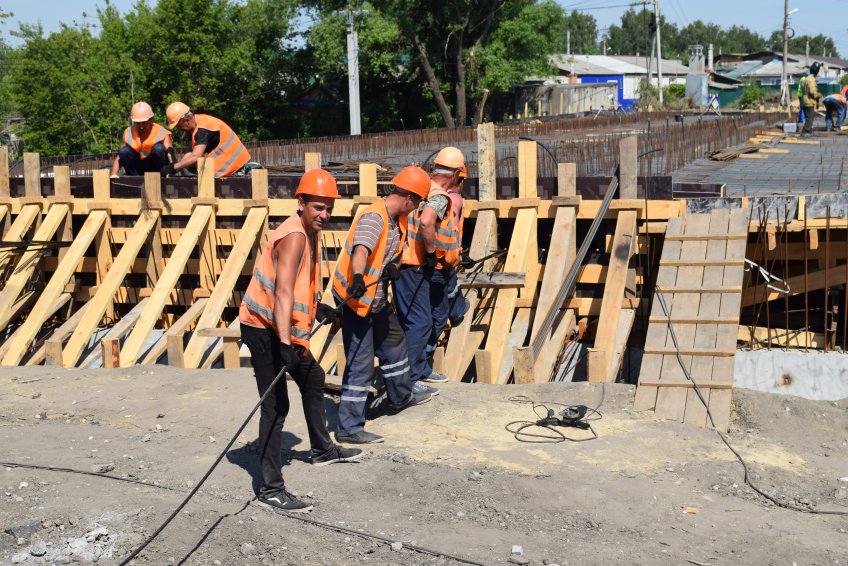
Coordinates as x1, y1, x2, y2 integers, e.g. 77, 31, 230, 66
338, 304, 413, 434
803, 105, 816, 133
824, 100, 844, 131
118, 142, 168, 175
444, 266, 466, 327
240, 323, 332, 497
394, 267, 449, 381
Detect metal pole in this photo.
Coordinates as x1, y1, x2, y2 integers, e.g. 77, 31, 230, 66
782, 0, 789, 112
345, 9, 362, 136
654, 0, 664, 104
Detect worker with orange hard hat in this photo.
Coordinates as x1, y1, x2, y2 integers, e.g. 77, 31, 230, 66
331, 165, 434, 444
110, 101, 173, 177
162, 101, 251, 178
239, 168, 362, 513
394, 146, 466, 390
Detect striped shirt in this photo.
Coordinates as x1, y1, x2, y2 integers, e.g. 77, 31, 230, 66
337, 211, 401, 312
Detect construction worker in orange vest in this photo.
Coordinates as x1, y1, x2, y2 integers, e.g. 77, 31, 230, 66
331, 166, 433, 444
162, 101, 251, 178
395, 147, 464, 391
239, 168, 362, 513
445, 164, 472, 327
110, 102, 174, 177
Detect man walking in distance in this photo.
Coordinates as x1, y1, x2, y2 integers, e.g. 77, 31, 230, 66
395, 147, 464, 390
110, 101, 174, 177
332, 166, 433, 444
240, 168, 362, 513
801, 62, 822, 136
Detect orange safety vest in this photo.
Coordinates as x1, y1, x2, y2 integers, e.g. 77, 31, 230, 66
239, 214, 321, 349
123, 123, 171, 159
447, 190, 464, 250
192, 114, 251, 178
333, 200, 407, 317
402, 185, 459, 269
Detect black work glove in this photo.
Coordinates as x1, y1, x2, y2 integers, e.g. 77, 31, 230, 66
424, 251, 438, 270
160, 163, 175, 177
316, 302, 341, 325
460, 251, 474, 268
279, 342, 301, 373
383, 263, 401, 281
347, 273, 367, 299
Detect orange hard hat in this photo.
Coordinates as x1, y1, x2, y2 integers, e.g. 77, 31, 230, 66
433, 146, 465, 170
458, 165, 467, 179
392, 166, 430, 198
166, 101, 191, 129
130, 101, 154, 123
296, 168, 340, 199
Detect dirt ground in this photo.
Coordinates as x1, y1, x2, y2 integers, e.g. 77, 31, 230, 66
0, 365, 846, 566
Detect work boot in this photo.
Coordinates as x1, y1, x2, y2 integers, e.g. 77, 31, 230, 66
259, 490, 312, 513
335, 430, 384, 444
412, 380, 440, 396
389, 390, 432, 414
311, 444, 363, 466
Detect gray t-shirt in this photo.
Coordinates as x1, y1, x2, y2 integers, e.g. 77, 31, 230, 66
337, 209, 401, 312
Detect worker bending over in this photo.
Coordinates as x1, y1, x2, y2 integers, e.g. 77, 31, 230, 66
332, 166, 433, 444
822, 93, 846, 132
110, 101, 173, 177
395, 147, 464, 391
163, 101, 251, 178
239, 169, 361, 513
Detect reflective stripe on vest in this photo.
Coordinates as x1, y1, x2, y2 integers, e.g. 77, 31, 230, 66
239, 213, 320, 349
192, 114, 251, 178
332, 200, 406, 316
402, 186, 459, 268
124, 123, 170, 159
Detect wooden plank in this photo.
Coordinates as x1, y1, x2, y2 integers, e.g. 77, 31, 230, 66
587, 210, 637, 381
181, 206, 266, 368
84, 298, 150, 369
659, 259, 744, 267
119, 205, 214, 367
23, 153, 41, 198
318, 331, 344, 373
0, 146, 8, 198
456, 271, 525, 288
196, 159, 217, 292
497, 308, 533, 384
61, 211, 159, 368
200, 319, 240, 369
304, 152, 321, 171
138, 298, 208, 365
660, 286, 742, 293
0, 204, 41, 274
0, 203, 70, 329
649, 316, 738, 324
2, 210, 108, 365
683, 208, 729, 427
709, 207, 749, 431
144, 173, 164, 286
0, 292, 70, 360
665, 233, 748, 241
92, 171, 114, 320
742, 266, 846, 306
444, 207, 498, 380
639, 381, 732, 389
738, 325, 826, 349
359, 163, 378, 197
476, 123, 496, 201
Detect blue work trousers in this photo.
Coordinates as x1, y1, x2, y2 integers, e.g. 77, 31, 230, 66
444, 267, 467, 329
395, 267, 449, 381
824, 99, 845, 131
118, 143, 168, 175
338, 304, 413, 435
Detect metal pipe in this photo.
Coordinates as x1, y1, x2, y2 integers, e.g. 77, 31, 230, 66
530, 171, 620, 358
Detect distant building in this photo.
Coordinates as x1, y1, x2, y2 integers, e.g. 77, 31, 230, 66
549, 54, 688, 109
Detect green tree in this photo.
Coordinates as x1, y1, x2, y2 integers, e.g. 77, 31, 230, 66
723, 26, 765, 53
607, 7, 680, 59
679, 19, 722, 51
738, 79, 764, 110
767, 31, 839, 58
563, 10, 597, 54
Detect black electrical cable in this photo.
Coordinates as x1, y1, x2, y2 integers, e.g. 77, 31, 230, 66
0, 460, 485, 565
654, 287, 848, 516
505, 392, 603, 443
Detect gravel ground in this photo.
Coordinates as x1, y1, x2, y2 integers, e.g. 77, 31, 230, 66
0, 365, 846, 565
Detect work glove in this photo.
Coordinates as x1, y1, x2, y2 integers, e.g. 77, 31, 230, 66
424, 251, 438, 270
460, 251, 474, 269
347, 273, 367, 299
160, 163, 175, 177
279, 342, 301, 373
316, 303, 341, 325
383, 263, 401, 281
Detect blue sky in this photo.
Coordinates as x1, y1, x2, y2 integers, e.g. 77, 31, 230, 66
1, 0, 845, 58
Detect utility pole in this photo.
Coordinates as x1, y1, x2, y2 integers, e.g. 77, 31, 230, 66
782, 0, 789, 111
654, 0, 664, 104
567, 30, 570, 56
339, 8, 367, 136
